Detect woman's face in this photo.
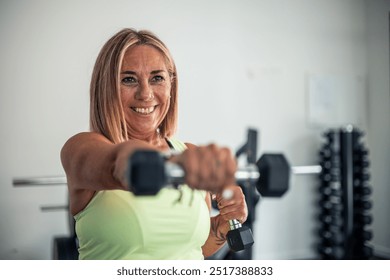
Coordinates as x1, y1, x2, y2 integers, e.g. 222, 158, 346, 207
120, 45, 171, 139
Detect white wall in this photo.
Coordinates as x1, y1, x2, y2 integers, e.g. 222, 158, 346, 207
0, 0, 388, 259
366, 0, 390, 259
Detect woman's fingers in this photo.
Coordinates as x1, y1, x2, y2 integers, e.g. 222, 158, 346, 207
216, 186, 248, 224
171, 144, 236, 192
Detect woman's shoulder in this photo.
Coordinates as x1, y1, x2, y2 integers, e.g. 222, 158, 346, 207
62, 131, 111, 152
65, 131, 111, 144
60, 132, 112, 167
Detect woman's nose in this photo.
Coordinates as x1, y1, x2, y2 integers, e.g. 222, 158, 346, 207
135, 82, 154, 101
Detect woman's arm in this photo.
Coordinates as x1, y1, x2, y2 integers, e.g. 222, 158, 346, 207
60, 132, 158, 215
61, 132, 159, 191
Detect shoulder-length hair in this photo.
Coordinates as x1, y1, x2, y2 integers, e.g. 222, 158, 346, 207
90, 28, 178, 144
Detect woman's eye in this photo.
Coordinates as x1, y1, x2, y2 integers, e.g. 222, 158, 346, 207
122, 77, 137, 85
151, 75, 165, 83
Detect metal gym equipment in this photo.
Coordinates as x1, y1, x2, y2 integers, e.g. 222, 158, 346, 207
13, 178, 78, 260
316, 126, 374, 259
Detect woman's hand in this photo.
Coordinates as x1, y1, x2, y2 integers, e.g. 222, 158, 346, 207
215, 185, 248, 224
170, 144, 237, 193
202, 185, 248, 256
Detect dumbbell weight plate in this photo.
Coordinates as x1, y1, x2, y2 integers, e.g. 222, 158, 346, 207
226, 226, 254, 252
256, 154, 290, 197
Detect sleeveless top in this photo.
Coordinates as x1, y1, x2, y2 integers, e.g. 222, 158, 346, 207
74, 138, 210, 260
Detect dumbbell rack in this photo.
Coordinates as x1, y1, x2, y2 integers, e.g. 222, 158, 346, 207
317, 126, 374, 259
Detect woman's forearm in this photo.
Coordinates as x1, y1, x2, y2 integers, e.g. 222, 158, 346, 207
201, 215, 230, 258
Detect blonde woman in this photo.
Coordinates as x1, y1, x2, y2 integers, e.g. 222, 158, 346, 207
61, 28, 248, 260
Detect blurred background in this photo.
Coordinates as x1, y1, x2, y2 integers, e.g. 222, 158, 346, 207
0, 0, 389, 260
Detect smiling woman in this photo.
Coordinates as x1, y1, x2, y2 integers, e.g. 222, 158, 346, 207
60, 28, 248, 260
89, 29, 178, 147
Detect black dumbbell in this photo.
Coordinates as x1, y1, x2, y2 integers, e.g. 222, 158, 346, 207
319, 185, 342, 197
226, 219, 254, 252
354, 200, 372, 210
354, 214, 373, 225
221, 189, 254, 252
354, 230, 373, 241
318, 229, 344, 244
127, 150, 261, 195
319, 214, 344, 227
319, 199, 343, 212
318, 244, 344, 259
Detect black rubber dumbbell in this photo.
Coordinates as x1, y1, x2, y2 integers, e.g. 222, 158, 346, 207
226, 219, 254, 252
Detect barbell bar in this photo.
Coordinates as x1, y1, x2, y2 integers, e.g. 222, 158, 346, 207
13, 176, 67, 186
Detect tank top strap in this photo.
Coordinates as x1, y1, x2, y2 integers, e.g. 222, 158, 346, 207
166, 138, 188, 152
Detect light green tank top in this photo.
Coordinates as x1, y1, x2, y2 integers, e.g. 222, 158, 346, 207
74, 138, 210, 260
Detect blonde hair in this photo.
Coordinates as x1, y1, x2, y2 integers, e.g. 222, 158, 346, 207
90, 28, 178, 144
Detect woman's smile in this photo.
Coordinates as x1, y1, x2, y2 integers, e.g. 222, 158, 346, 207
131, 105, 157, 115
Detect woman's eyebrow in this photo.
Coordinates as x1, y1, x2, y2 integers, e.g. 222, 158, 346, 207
120, 70, 137, 75
150, 70, 166, 75
120, 70, 166, 75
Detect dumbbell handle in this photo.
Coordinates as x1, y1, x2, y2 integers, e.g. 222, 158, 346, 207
229, 219, 243, 230
165, 162, 260, 186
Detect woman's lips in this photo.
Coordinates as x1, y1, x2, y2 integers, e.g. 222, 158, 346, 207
131, 106, 157, 115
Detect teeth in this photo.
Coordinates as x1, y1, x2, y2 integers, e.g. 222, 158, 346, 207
132, 106, 155, 115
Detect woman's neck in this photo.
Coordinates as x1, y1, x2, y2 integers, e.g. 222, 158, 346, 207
129, 130, 169, 150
